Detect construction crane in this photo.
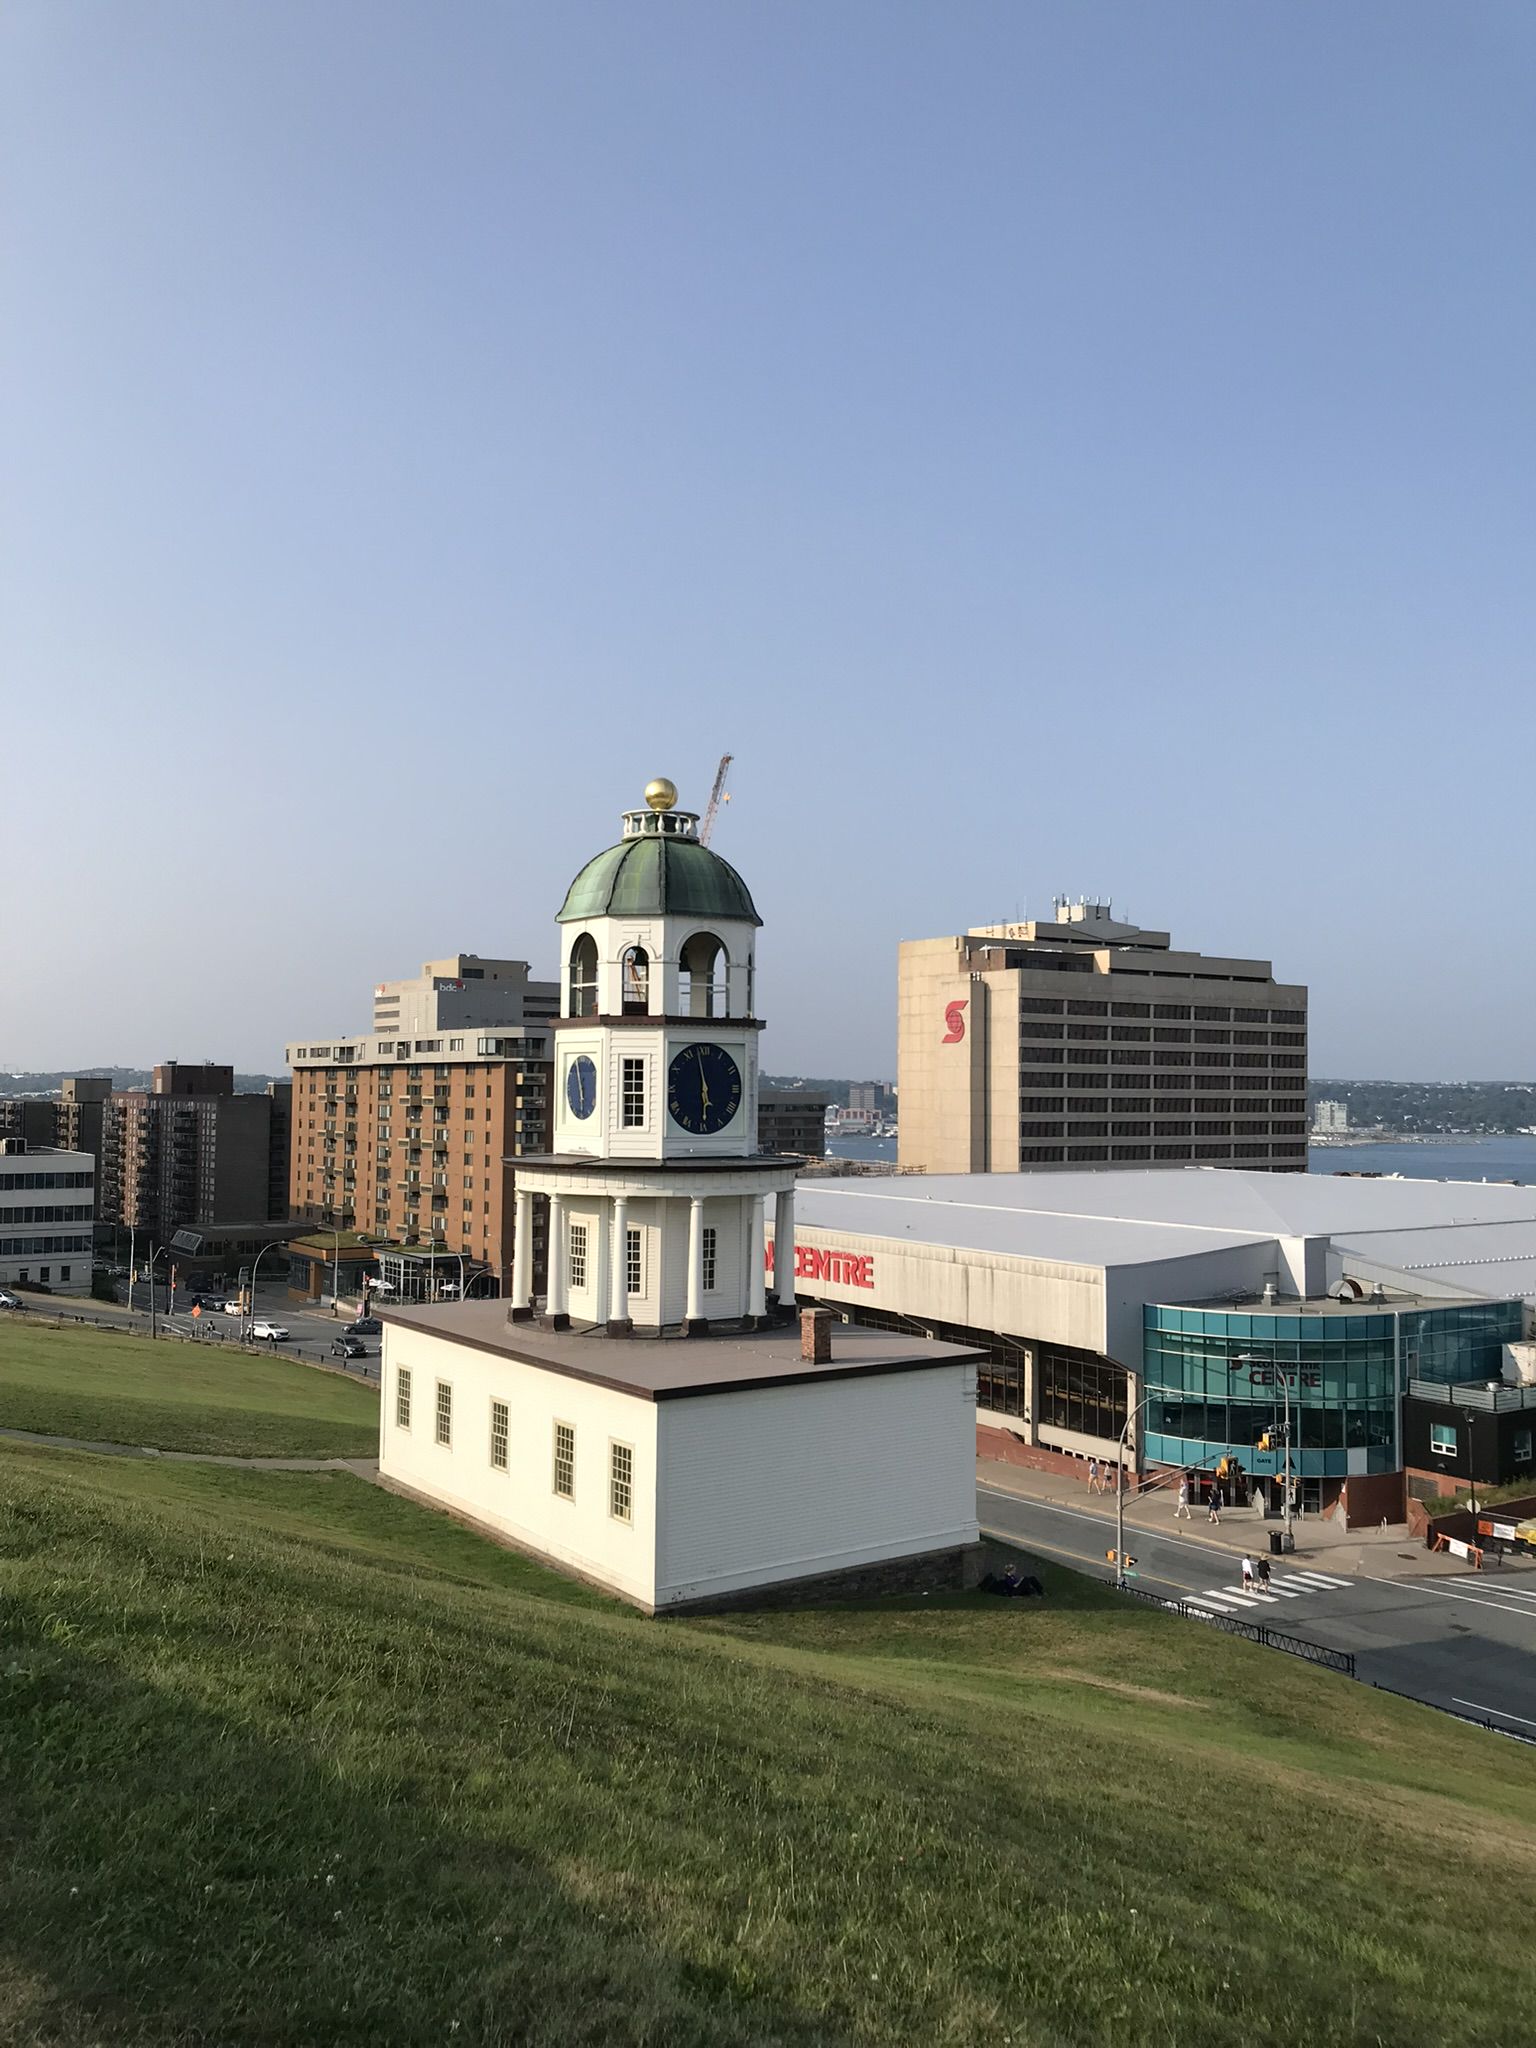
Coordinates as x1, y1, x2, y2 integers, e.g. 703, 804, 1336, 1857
700, 753, 733, 846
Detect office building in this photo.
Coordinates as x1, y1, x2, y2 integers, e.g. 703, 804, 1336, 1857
758, 1087, 829, 1158
0, 1139, 94, 1297
286, 957, 555, 1299
372, 956, 558, 1038
775, 1167, 1536, 1522
1313, 1099, 1349, 1136
98, 1063, 289, 1242
899, 899, 1308, 1175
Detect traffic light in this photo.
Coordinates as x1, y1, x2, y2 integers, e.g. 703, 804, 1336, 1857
1257, 1430, 1272, 1452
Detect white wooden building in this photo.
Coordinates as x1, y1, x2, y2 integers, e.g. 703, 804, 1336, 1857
377, 1304, 982, 1611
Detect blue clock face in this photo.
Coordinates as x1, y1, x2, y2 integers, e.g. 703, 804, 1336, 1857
565, 1055, 597, 1120
668, 1043, 742, 1135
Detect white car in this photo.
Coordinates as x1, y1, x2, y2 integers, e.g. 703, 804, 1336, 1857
250, 1320, 290, 1342
222, 1299, 244, 1316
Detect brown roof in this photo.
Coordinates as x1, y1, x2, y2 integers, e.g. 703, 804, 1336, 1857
379, 1301, 984, 1403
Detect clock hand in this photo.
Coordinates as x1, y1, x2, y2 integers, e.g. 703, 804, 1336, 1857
696, 1046, 710, 1112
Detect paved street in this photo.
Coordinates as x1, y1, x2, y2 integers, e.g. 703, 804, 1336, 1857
980, 1481, 1536, 1736
112, 1280, 380, 1384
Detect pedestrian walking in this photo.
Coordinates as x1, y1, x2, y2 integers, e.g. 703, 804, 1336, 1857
1241, 1554, 1255, 1592
1257, 1554, 1272, 1592
1175, 1480, 1191, 1519
1087, 1457, 1099, 1494
1208, 1484, 1223, 1527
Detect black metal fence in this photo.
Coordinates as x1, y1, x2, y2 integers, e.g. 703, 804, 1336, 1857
1115, 1580, 1356, 1676
1368, 1681, 1536, 1746
11, 1306, 381, 1387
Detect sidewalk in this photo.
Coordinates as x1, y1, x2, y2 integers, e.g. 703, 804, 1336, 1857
976, 1457, 1493, 1582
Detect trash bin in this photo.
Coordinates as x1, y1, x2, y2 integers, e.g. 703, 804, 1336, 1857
1269, 1530, 1284, 1557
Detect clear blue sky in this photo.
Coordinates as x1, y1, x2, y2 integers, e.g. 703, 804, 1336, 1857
4, 3, 1533, 1081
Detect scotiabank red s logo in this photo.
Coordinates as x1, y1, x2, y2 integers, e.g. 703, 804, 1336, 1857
942, 999, 968, 1044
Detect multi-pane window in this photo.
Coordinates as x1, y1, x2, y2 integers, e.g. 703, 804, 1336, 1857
701, 1226, 717, 1292
621, 1057, 646, 1127
610, 1441, 633, 1523
396, 1367, 412, 1430
435, 1380, 452, 1447
490, 1399, 509, 1471
569, 1221, 588, 1290
553, 1421, 575, 1498
1429, 1422, 1457, 1458
626, 1226, 642, 1295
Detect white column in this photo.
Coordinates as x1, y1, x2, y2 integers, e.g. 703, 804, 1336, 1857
774, 1187, 796, 1306
686, 1194, 705, 1327
547, 1193, 566, 1318
594, 1204, 610, 1326
746, 1192, 766, 1320
512, 1187, 533, 1311
610, 1195, 629, 1328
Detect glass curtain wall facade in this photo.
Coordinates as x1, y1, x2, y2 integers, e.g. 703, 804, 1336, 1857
1142, 1300, 1524, 1481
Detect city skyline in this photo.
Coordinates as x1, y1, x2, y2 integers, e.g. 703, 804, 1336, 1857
6, 4, 1534, 1080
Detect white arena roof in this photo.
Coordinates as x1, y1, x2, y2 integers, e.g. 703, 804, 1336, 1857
795, 1169, 1536, 1299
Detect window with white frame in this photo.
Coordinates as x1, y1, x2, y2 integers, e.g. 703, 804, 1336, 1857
626, 1226, 643, 1295
701, 1225, 718, 1292
1429, 1421, 1457, 1458
490, 1399, 509, 1471
396, 1367, 412, 1430
569, 1220, 589, 1290
553, 1420, 575, 1498
610, 1441, 633, 1523
1515, 1429, 1533, 1465
435, 1380, 452, 1447
621, 1057, 646, 1127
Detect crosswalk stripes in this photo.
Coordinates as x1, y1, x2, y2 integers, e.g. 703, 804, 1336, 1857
1184, 1567, 1353, 1615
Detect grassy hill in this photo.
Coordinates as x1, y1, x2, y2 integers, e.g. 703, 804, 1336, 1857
3, 1438, 1535, 2046
0, 1324, 378, 1457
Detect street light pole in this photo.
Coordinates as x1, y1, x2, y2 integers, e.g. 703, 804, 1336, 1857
1235, 1353, 1294, 1549
244, 1241, 280, 1342
1114, 1387, 1153, 1589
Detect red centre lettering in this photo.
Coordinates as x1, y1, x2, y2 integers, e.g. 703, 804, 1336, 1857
762, 1240, 875, 1290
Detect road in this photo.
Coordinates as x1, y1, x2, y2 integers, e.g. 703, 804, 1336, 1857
114, 1281, 380, 1384
980, 1482, 1536, 1737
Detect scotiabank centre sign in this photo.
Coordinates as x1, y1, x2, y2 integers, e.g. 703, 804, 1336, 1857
764, 1240, 876, 1291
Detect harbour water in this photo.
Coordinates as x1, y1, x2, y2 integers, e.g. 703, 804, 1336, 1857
825, 1132, 1536, 1184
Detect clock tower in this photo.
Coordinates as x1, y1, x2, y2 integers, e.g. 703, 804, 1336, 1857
510, 779, 800, 1335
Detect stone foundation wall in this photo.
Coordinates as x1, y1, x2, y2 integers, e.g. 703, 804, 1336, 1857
660, 1543, 983, 1618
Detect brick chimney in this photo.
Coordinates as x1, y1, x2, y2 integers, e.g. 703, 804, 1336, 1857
801, 1307, 833, 1364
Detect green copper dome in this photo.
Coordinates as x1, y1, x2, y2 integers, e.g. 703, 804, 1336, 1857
557, 833, 761, 926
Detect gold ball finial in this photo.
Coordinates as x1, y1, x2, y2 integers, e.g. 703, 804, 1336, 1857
644, 777, 678, 812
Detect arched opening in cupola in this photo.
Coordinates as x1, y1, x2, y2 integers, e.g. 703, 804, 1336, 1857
568, 933, 598, 1018
621, 945, 650, 1016
679, 932, 729, 1018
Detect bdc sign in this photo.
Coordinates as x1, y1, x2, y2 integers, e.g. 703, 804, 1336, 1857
764, 1241, 877, 1291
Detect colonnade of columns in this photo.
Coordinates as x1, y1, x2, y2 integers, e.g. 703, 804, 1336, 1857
508, 1186, 796, 1330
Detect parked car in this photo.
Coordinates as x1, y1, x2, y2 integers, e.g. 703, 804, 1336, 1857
250, 1320, 290, 1342
222, 1299, 245, 1316
0, 1289, 27, 1310
331, 1335, 368, 1360
346, 1315, 382, 1336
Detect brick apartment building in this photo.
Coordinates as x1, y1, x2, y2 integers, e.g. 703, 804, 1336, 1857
98, 1062, 293, 1242
285, 955, 555, 1298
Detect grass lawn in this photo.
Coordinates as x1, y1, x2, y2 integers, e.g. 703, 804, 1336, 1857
3, 1443, 1535, 2046
0, 1323, 378, 1458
